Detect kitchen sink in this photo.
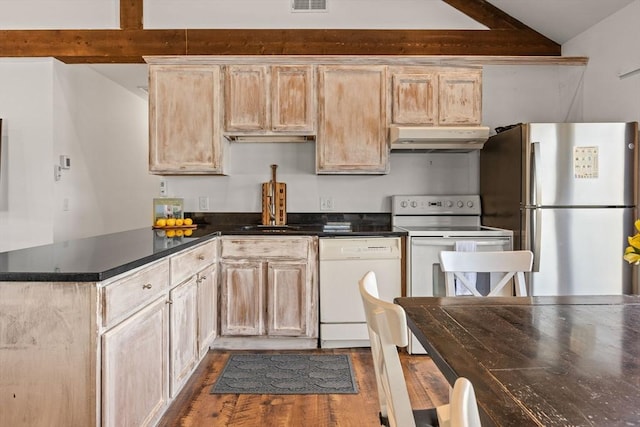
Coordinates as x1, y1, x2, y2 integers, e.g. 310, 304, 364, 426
238, 224, 305, 233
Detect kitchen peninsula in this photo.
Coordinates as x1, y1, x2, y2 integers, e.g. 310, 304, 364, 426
0, 215, 404, 427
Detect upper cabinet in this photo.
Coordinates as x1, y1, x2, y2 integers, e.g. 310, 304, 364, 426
390, 70, 438, 125
389, 67, 482, 126
317, 65, 388, 174
437, 69, 482, 125
224, 64, 315, 134
148, 65, 226, 175
145, 57, 484, 176
224, 65, 268, 131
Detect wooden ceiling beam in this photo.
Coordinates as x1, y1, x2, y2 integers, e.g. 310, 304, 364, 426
0, 0, 560, 64
442, 0, 534, 30
186, 29, 559, 56
0, 28, 560, 64
120, 0, 143, 30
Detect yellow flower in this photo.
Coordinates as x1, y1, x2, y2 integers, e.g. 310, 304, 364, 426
629, 234, 640, 250
624, 249, 640, 264
624, 221, 640, 264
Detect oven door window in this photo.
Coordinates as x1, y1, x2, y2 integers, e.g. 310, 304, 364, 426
410, 237, 512, 297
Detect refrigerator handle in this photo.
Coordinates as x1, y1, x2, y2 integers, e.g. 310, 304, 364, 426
531, 207, 541, 272
530, 141, 542, 273
531, 141, 542, 207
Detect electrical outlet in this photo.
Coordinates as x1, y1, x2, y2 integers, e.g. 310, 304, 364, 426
198, 196, 210, 211
159, 179, 167, 196
320, 196, 335, 211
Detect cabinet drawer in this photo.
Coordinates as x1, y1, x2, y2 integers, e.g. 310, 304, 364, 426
103, 260, 170, 328
221, 236, 311, 259
171, 240, 217, 286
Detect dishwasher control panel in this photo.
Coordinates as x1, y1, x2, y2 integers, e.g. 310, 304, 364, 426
319, 238, 401, 260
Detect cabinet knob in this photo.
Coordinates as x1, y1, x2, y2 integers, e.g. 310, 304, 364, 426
142, 283, 152, 290
198, 255, 206, 261
166, 299, 173, 305
200, 275, 207, 280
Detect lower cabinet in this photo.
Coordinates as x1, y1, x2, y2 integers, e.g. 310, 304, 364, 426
103, 238, 218, 425
267, 261, 309, 336
220, 259, 308, 336
217, 236, 318, 349
220, 260, 264, 335
168, 240, 219, 395
102, 296, 169, 427
169, 276, 199, 397
197, 263, 218, 358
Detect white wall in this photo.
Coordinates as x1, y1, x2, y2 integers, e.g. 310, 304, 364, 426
0, 59, 54, 252
0, 0, 119, 29
143, 0, 485, 30
0, 58, 156, 252
562, 0, 640, 122
52, 62, 159, 242
166, 145, 481, 213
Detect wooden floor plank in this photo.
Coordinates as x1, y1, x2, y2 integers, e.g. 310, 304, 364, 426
158, 348, 449, 426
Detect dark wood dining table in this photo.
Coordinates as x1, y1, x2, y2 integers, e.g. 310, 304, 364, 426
394, 295, 640, 427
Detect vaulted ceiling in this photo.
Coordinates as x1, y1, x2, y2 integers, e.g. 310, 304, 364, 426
0, 0, 561, 63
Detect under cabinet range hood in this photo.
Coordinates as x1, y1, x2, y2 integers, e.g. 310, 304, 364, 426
390, 126, 490, 151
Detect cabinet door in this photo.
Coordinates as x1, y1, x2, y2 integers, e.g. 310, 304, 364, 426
317, 65, 389, 174
220, 260, 264, 336
102, 297, 169, 427
391, 72, 437, 125
438, 70, 482, 125
149, 65, 224, 174
267, 261, 309, 336
224, 65, 268, 131
169, 276, 198, 397
197, 263, 217, 357
271, 65, 315, 132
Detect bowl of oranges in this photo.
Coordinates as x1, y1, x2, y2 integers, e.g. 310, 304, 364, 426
153, 217, 196, 237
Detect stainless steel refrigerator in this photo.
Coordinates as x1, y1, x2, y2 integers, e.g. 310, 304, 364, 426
480, 122, 638, 296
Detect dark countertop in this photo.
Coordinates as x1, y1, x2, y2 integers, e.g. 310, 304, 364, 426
0, 212, 405, 282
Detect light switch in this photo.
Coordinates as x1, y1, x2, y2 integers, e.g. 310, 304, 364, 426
59, 155, 71, 169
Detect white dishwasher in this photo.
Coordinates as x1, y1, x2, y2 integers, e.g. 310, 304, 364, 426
319, 237, 401, 348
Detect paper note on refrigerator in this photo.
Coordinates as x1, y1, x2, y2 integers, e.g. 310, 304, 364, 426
574, 146, 599, 179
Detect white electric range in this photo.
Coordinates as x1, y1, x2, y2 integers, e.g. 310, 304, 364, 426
392, 194, 513, 354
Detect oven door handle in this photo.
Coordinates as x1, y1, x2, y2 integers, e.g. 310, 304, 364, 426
411, 238, 512, 247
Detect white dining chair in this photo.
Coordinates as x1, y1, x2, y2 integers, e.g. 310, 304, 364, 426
359, 271, 482, 427
439, 250, 533, 297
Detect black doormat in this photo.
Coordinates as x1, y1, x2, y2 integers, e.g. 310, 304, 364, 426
210, 353, 358, 395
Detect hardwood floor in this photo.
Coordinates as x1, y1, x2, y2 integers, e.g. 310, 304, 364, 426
158, 348, 450, 427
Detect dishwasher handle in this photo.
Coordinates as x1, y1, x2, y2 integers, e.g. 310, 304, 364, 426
411, 238, 511, 247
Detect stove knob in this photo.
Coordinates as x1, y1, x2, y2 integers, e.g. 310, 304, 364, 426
410, 201, 418, 208
457, 201, 464, 208
400, 201, 408, 208
445, 200, 453, 208
467, 201, 474, 208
